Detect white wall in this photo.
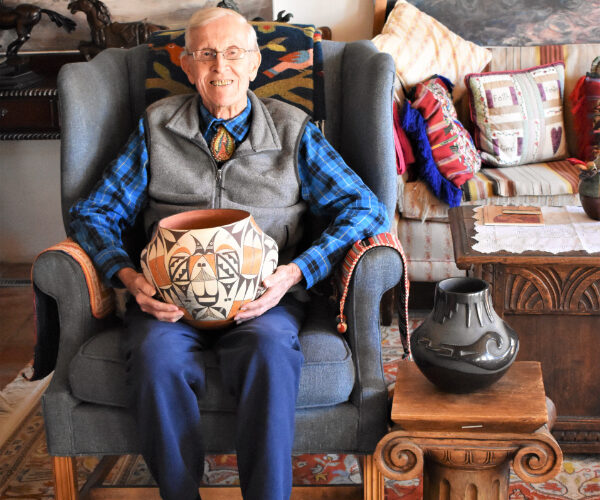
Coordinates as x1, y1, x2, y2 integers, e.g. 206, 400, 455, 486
0, 140, 66, 262
0, 0, 374, 263
273, 0, 373, 41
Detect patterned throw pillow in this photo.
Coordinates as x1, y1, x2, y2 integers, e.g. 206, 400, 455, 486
466, 63, 568, 167
410, 76, 480, 187
371, 0, 491, 102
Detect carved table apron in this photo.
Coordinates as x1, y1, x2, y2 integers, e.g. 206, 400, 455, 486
449, 205, 600, 453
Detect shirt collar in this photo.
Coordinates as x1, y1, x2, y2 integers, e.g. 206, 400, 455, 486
198, 96, 252, 143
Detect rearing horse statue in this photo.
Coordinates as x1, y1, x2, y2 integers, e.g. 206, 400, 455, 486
0, 0, 76, 57
68, 0, 166, 59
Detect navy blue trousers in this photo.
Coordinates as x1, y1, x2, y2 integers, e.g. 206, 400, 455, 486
123, 295, 306, 500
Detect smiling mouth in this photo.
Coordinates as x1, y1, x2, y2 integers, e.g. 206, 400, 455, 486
211, 80, 233, 87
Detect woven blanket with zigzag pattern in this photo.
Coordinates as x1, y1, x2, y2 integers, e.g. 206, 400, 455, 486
145, 22, 325, 121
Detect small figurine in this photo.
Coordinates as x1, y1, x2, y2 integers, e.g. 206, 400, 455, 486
68, 0, 166, 60
0, 0, 76, 58
216, 0, 241, 13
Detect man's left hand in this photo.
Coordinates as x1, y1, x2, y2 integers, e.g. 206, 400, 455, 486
234, 263, 303, 323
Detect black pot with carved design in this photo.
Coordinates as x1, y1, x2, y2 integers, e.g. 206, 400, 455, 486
410, 277, 519, 393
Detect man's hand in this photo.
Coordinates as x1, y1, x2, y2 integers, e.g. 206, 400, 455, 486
234, 263, 303, 323
117, 267, 184, 322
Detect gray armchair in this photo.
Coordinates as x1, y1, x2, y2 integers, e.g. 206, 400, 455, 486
32, 36, 402, 500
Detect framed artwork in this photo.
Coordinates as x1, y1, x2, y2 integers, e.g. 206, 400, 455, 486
406, 0, 600, 46
0, 0, 273, 52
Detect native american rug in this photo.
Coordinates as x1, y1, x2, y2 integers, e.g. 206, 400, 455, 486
2, 317, 600, 499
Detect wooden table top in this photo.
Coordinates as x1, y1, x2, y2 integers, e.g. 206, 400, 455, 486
392, 361, 548, 433
448, 205, 600, 270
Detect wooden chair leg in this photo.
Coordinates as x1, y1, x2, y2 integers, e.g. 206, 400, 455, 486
363, 454, 384, 500
53, 456, 79, 500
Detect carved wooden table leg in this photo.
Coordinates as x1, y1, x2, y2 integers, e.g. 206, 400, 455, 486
374, 427, 562, 500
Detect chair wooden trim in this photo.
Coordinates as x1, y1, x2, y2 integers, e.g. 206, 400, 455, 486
53, 455, 384, 500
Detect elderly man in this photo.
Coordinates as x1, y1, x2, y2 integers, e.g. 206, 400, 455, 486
69, 6, 388, 500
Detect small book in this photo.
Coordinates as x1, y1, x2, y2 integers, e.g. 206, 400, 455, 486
482, 205, 544, 226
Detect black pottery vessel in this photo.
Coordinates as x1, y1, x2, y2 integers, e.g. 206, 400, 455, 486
410, 277, 519, 393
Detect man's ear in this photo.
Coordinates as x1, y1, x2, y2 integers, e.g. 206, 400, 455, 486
249, 50, 261, 82
181, 53, 196, 85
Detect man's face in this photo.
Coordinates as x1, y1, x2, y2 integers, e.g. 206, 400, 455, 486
181, 15, 261, 120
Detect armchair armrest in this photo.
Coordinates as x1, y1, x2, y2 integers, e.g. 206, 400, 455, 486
32, 239, 116, 383
334, 234, 409, 450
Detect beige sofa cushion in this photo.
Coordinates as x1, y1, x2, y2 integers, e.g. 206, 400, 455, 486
372, 0, 491, 102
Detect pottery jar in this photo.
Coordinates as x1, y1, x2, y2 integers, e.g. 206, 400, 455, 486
140, 209, 278, 328
410, 277, 519, 393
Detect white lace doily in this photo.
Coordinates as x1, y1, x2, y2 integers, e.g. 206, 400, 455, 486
472, 206, 600, 254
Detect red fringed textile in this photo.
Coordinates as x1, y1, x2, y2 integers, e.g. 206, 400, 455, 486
393, 101, 415, 174
335, 233, 411, 358
570, 62, 600, 162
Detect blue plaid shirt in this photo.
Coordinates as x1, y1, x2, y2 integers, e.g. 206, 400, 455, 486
70, 97, 389, 289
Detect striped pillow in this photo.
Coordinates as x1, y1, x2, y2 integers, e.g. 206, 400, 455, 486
466, 63, 568, 167
372, 0, 491, 102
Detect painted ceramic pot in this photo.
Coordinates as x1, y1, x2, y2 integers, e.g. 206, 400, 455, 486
410, 277, 519, 393
140, 209, 278, 329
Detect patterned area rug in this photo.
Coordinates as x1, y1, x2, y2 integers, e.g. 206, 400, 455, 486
1, 316, 600, 499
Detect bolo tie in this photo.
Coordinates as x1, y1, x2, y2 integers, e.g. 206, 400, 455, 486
210, 125, 235, 162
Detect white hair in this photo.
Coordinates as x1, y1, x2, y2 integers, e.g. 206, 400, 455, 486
184, 7, 258, 51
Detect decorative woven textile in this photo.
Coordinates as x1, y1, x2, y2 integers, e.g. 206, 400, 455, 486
409, 75, 480, 187
570, 57, 600, 162
371, 0, 491, 102
466, 62, 568, 167
335, 233, 410, 357
144, 23, 326, 121
461, 159, 581, 201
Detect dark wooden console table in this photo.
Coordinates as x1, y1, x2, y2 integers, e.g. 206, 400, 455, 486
449, 205, 600, 453
0, 53, 83, 140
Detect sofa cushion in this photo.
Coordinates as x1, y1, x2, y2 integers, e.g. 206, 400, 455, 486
409, 75, 480, 187
69, 311, 355, 410
371, 0, 491, 101
466, 62, 568, 166
481, 44, 600, 158
398, 159, 581, 221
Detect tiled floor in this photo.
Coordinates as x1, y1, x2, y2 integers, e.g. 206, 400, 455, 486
0, 263, 35, 389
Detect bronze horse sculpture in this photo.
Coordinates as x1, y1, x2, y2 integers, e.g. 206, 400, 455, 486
68, 0, 166, 59
0, 0, 76, 57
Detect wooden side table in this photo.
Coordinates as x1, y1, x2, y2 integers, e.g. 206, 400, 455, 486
448, 205, 600, 452
372, 361, 562, 500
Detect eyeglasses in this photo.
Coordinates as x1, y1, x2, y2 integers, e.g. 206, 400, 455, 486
187, 47, 257, 61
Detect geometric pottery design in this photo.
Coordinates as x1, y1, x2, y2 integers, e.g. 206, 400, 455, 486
140, 209, 278, 328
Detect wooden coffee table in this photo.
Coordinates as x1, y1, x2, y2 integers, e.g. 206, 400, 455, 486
374, 361, 562, 500
448, 205, 600, 453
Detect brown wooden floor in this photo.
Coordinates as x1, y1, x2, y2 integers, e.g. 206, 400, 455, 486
0, 263, 35, 389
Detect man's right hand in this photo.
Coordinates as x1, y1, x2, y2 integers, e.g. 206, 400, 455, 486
117, 267, 184, 322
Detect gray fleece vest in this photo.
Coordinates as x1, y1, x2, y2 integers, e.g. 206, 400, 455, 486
143, 91, 310, 265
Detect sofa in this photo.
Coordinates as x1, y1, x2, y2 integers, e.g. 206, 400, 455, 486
372, 0, 600, 285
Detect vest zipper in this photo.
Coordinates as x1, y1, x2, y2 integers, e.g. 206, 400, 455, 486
215, 165, 223, 208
